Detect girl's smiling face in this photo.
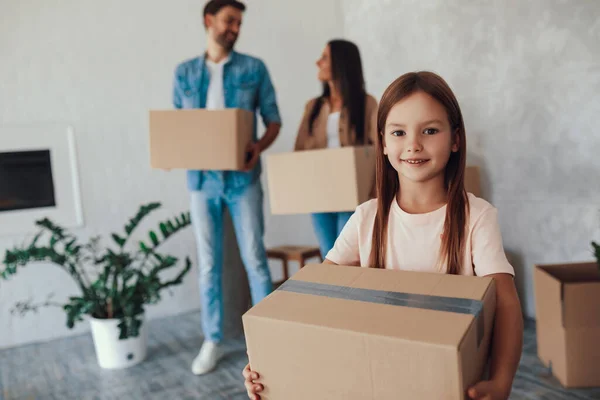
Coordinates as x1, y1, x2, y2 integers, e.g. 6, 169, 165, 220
383, 90, 459, 184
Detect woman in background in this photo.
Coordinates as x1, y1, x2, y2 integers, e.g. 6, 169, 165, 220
294, 39, 378, 258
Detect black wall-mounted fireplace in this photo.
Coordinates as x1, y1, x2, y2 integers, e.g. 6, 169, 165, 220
0, 150, 56, 212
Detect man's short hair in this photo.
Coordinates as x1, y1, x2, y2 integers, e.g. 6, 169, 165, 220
203, 0, 246, 18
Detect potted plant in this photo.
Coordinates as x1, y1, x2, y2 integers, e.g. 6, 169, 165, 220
1, 202, 193, 369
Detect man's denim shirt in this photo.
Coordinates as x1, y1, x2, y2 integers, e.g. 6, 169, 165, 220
173, 51, 281, 191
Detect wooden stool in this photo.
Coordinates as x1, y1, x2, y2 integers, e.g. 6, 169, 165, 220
267, 245, 323, 286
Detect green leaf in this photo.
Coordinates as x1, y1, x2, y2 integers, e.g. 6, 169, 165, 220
36, 218, 70, 241
63, 296, 92, 330
158, 256, 192, 290
29, 232, 43, 248
139, 241, 150, 254
141, 214, 193, 252
111, 233, 126, 248
148, 256, 178, 278
124, 203, 162, 236
159, 223, 168, 238
149, 231, 159, 247
65, 239, 76, 251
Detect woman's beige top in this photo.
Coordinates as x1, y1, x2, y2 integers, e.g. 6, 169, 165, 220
294, 95, 378, 151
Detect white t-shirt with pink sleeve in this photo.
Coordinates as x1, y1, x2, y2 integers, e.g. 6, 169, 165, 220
326, 193, 514, 277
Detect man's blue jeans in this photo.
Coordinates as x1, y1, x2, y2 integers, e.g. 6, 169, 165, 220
190, 179, 272, 343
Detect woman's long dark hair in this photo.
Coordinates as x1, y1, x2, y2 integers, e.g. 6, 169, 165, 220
308, 39, 367, 144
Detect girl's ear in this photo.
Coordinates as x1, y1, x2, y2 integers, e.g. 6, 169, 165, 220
451, 129, 460, 152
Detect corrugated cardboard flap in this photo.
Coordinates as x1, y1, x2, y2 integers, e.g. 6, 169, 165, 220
353, 146, 376, 203
559, 263, 600, 328
536, 262, 600, 328
465, 166, 482, 197
246, 264, 493, 348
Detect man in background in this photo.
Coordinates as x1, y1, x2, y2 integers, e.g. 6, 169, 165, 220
172, 0, 281, 375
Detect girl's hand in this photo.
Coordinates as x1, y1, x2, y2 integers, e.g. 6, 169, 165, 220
243, 363, 264, 400
468, 379, 510, 400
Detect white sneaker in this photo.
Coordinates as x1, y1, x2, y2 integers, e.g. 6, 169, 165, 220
191, 341, 224, 375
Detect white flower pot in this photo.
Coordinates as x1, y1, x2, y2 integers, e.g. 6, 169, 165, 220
89, 314, 148, 369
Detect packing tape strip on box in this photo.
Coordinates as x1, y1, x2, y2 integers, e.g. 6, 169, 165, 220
278, 279, 485, 346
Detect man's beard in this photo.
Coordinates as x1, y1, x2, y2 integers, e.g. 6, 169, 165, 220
216, 31, 238, 51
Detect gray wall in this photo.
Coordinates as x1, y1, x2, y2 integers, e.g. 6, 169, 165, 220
340, 0, 600, 317
0, 0, 343, 349
1, 0, 599, 349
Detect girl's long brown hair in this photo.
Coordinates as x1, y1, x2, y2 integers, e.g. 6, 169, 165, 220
368, 72, 469, 274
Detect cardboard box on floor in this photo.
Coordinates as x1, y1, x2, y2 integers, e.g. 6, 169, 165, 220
465, 166, 482, 198
534, 262, 600, 388
149, 108, 253, 170
243, 264, 497, 399
266, 146, 375, 214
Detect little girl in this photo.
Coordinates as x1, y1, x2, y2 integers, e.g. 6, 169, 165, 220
244, 71, 523, 400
